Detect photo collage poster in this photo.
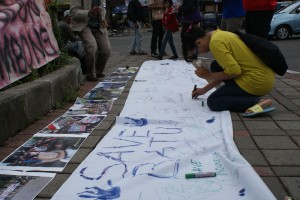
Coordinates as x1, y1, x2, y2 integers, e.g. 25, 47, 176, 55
0, 66, 139, 199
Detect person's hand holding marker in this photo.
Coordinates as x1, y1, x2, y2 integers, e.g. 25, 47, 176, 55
192, 59, 210, 99
192, 86, 208, 99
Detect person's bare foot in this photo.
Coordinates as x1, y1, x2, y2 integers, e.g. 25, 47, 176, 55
245, 99, 272, 114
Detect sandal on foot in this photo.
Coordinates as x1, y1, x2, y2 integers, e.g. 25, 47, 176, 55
242, 104, 276, 117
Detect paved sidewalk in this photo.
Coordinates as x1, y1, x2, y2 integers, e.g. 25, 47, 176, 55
1, 53, 300, 200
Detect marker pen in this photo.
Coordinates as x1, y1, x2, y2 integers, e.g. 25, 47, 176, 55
185, 172, 216, 179
192, 85, 197, 99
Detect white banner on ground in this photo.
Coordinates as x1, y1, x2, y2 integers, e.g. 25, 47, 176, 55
51, 60, 276, 200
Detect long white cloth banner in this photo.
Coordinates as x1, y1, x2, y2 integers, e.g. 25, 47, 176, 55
51, 60, 276, 200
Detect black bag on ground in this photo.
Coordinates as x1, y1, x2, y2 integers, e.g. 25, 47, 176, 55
235, 31, 288, 76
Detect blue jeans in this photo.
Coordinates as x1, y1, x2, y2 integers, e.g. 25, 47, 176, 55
207, 61, 260, 112
159, 30, 178, 57
129, 21, 143, 53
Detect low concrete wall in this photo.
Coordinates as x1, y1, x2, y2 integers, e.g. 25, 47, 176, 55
0, 58, 82, 143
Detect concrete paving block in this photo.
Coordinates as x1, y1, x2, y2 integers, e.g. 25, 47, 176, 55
109, 104, 125, 115
292, 136, 300, 146
239, 150, 268, 165
272, 166, 300, 176
94, 120, 115, 131
276, 87, 299, 95
69, 148, 92, 164
270, 112, 300, 121
117, 92, 130, 100
283, 102, 300, 111
253, 136, 298, 149
285, 131, 300, 136
80, 135, 103, 149
290, 98, 300, 107
102, 114, 116, 122
243, 121, 281, 130
233, 130, 250, 136
234, 136, 257, 149
232, 121, 247, 131
274, 80, 290, 88
90, 129, 109, 137
240, 114, 273, 121
277, 121, 300, 131
262, 150, 300, 165
37, 174, 70, 198
253, 166, 275, 176
114, 98, 127, 105
62, 163, 80, 174
280, 177, 300, 200
230, 112, 240, 121
248, 129, 286, 136
262, 177, 288, 200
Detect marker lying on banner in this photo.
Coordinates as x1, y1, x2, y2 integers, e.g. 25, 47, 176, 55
185, 172, 216, 179
160, 63, 169, 65
134, 80, 147, 82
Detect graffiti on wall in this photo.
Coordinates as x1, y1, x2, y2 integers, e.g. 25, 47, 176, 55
0, 0, 59, 89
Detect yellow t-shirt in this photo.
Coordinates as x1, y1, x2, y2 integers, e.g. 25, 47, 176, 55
210, 29, 275, 96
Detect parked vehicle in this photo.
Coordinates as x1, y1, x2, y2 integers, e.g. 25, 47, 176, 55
268, 1, 300, 40
201, 12, 222, 30
108, 22, 130, 37
276, 1, 293, 12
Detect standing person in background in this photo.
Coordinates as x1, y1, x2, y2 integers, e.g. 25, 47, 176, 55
178, 0, 202, 29
221, 0, 245, 33
127, 0, 148, 55
155, 0, 179, 60
149, 0, 165, 57
58, 10, 86, 74
70, 0, 111, 82
178, 0, 202, 60
243, 0, 277, 38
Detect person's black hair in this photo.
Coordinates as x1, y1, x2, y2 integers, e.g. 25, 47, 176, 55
181, 24, 206, 62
